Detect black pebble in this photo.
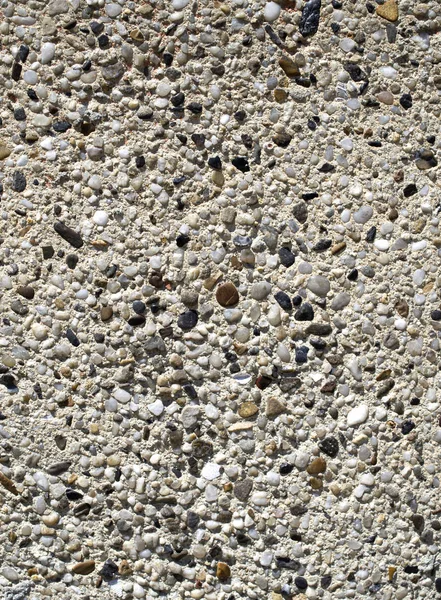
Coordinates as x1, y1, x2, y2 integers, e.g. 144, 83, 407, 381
208, 156, 222, 170
318, 162, 335, 173
400, 94, 412, 110
133, 301, 146, 314
344, 62, 367, 82
331, 22, 340, 33
234, 110, 246, 122
163, 53, 173, 66
178, 310, 198, 330
295, 577, 308, 590
279, 463, 294, 475
279, 247, 296, 267
176, 234, 190, 247
54, 222, 84, 248
293, 295, 302, 307
318, 436, 339, 458
183, 383, 198, 399
100, 559, 119, 581
403, 183, 417, 197
232, 157, 250, 173
348, 268, 358, 281
66, 254, 79, 269
299, 0, 321, 37
90, 21, 104, 34
295, 303, 314, 321
42, 246, 54, 259
27, 89, 38, 101
98, 35, 109, 49
94, 333, 105, 343
12, 62, 22, 81
53, 121, 71, 133
14, 107, 26, 121
18, 45, 29, 63
63, 331, 79, 350
431, 310, 441, 321
171, 92, 185, 107
435, 578, 441, 593
188, 102, 202, 114
128, 315, 146, 327
12, 171, 26, 192
274, 291, 292, 311
313, 239, 332, 252
402, 421, 415, 435
321, 575, 332, 589
365, 226, 377, 243
295, 346, 309, 363
136, 155, 145, 169
66, 488, 83, 501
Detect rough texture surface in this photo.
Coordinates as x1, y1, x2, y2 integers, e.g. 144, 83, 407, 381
0, 0, 441, 599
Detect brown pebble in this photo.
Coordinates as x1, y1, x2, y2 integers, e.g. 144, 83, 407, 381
395, 299, 409, 317
274, 89, 287, 103
17, 286, 35, 299
279, 56, 300, 77
307, 457, 327, 475
238, 402, 258, 418
376, 0, 398, 21
0, 471, 19, 495
118, 559, 132, 576
72, 560, 95, 575
331, 241, 346, 255
216, 562, 231, 580
310, 477, 323, 489
216, 282, 239, 307
100, 306, 113, 321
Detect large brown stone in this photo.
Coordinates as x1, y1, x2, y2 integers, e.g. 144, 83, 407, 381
216, 282, 239, 307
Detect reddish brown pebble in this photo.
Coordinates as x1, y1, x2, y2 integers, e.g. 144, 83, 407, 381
0, 472, 19, 495
216, 282, 239, 307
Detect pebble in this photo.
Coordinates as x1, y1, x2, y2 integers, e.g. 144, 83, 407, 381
0, 2, 437, 598
347, 405, 369, 426
264, 2, 281, 22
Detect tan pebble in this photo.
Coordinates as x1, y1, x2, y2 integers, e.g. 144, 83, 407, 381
331, 241, 346, 255
310, 477, 323, 489
72, 560, 96, 575
238, 402, 259, 418
216, 282, 239, 307
43, 513, 60, 527
388, 566, 397, 580
118, 560, 132, 576
216, 562, 231, 580
307, 457, 327, 475
376, 0, 398, 21
266, 397, 286, 417
0, 141, 12, 160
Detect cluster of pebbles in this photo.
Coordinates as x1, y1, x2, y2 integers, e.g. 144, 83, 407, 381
0, 0, 441, 598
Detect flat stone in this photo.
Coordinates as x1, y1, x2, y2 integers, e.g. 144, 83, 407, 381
234, 478, 253, 501
279, 56, 300, 78
216, 282, 239, 307
0, 141, 12, 160
251, 281, 272, 300
54, 222, 84, 248
307, 275, 330, 297
376, 0, 398, 22
266, 397, 286, 417
238, 402, 258, 418
48, 0, 69, 15
101, 306, 113, 321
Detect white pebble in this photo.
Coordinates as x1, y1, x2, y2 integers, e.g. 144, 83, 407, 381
347, 405, 369, 426
93, 210, 109, 226
264, 1, 281, 22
